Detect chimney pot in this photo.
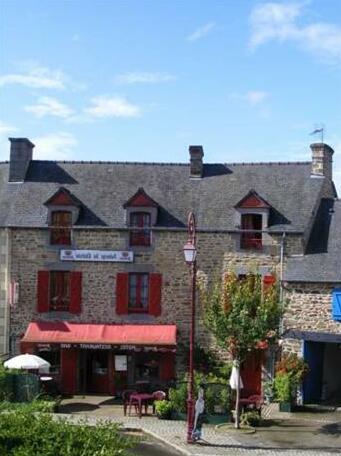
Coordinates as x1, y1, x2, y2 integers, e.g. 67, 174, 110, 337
9, 138, 34, 182
310, 142, 334, 180
189, 145, 204, 178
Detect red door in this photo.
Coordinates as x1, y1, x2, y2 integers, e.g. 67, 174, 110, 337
159, 353, 175, 382
61, 348, 78, 394
240, 351, 262, 397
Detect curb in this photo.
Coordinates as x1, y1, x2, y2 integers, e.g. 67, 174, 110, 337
141, 427, 191, 456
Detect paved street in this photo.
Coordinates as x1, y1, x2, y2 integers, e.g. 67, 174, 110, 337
58, 396, 341, 456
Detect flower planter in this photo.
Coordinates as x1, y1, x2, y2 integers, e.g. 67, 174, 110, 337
172, 411, 186, 420
279, 401, 294, 412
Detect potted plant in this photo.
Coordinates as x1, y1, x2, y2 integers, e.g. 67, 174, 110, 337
273, 354, 309, 412
154, 400, 174, 420
273, 372, 294, 412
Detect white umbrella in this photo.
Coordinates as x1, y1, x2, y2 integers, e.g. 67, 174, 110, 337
229, 364, 244, 390
4, 353, 50, 372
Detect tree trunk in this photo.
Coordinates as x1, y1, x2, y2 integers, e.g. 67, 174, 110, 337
235, 362, 241, 429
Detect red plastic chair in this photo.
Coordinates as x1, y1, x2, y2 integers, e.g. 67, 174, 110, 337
122, 390, 138, 416
152, 390, 166, 414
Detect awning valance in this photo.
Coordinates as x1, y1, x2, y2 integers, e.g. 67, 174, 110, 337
22, 321, 177, 346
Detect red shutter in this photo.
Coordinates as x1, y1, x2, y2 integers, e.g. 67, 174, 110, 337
70, 271, 82, 314
149, 273, 162, 316
37, 271, 49, 313
159, 353, 175, 381
263, 274, 276, 293
116, 273, 129, 315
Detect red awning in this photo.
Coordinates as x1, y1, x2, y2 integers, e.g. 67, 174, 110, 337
22, 321, 177, 346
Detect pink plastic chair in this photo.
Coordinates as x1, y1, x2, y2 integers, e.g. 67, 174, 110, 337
152, 390, 166, 414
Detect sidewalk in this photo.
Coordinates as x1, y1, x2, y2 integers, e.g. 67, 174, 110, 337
58, 396, 341, 456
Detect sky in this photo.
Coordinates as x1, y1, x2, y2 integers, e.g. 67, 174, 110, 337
1, 0, 341, 193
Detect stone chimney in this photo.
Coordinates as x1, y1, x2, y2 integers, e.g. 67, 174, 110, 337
311, 143, 334, 180
189, 145, 204, 178
8, 138, 34, 182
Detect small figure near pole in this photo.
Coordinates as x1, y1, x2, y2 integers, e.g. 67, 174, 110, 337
192, 385, 205, 442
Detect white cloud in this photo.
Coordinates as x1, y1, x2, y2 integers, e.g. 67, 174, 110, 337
32, 132, 77, 160
24, 97, 74, 118
229, 90, 270, 107
249, 2, 341, 64
114, 72, 176, 84
84, 96, 141, 118
0, 121, 17, 137
187, 22, 216, 42
245, 91, 269, 106
0, 65, 66, 89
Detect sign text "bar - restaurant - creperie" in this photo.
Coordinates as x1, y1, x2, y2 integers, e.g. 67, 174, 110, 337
60, 249, 134, 262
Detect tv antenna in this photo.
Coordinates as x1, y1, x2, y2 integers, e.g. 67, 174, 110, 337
310, 124, 325, 143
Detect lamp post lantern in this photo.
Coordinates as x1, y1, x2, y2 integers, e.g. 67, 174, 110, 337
183, 212, 197, 444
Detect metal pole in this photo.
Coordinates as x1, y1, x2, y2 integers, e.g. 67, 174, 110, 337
186, 212, 196, 444
187, 259, 196, 443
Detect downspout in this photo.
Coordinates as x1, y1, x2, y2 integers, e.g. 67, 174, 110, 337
279, 232, 286, 335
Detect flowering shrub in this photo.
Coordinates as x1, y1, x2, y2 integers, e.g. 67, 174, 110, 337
274, 353, 309, 403
275, 353, 309, 385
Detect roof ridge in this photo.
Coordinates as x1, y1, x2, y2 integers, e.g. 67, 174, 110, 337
28, 160, 311, 166
225, 161, 311, 166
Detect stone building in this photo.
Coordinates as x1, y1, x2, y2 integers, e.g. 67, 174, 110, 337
0, 137, 338, 400
283, 198, 341, 403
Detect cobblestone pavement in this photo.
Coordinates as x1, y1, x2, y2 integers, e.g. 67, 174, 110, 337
58, 397, 341, 456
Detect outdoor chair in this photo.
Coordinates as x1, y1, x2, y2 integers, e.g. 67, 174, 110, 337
122, 389, 138, 416
152, 390, 166, 414
239, 394, 263, 416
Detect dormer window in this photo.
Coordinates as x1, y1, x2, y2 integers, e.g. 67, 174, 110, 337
240, 214, 262, 250
235, 190, 270, 252
50, 211, 72, 245
124, 187, 159, 248
44, 187, 81, 247
130, 212, 151, 246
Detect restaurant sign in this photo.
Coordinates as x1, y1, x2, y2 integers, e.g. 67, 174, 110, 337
59, 343, 176, 352
60, 249, 133, 263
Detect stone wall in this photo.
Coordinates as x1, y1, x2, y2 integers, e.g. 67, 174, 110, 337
9, 227, 302, 368
282, 282, 341, 355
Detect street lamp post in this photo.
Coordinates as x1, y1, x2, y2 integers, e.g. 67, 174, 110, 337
183, 212, 197, 444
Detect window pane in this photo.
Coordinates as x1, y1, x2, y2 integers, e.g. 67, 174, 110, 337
50, 211, 72, 245
141, 275, 149, 308
129, 273, 149, 310
241, 214, 263, 250
129, 213, 151, 246
50, 271, 70, 311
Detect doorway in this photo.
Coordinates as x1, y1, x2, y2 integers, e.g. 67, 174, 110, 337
304, 341, 341, 404
79, 350, 109, 394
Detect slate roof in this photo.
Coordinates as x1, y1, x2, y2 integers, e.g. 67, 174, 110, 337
285, 199, 341, 283
0, 159, 326, 232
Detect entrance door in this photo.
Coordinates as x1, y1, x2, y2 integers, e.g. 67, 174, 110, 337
85, 350, 109, 394
303, 341, 324, 403
61, 348, 78, 394
240, 351, 262, 397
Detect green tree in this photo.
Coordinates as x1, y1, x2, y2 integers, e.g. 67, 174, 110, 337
200, 272, 281, 428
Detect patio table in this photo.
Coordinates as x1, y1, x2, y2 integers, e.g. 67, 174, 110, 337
128, 392, 155, 418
